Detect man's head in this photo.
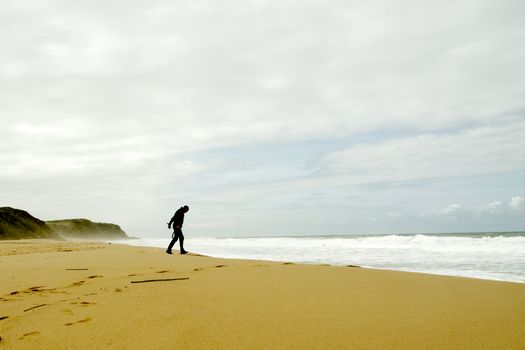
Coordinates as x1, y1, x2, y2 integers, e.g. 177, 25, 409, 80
183, 205, 189, 213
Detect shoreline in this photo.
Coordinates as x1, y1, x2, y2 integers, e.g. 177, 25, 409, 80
1, 239, 525, 349
4, 236, 525, 284
118, 235, 525, 284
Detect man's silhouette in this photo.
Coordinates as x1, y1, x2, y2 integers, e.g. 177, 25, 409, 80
166, 205, 189, 255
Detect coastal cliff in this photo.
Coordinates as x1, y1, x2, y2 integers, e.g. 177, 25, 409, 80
46, 219, 129, 240
0, 207, 129, 240
0, 207, 61, 240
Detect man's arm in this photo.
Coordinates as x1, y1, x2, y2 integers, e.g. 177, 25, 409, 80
167, 213, 176, 229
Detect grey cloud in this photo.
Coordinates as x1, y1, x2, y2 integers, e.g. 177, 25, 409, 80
510, 196, 524, 211
3, 1, 525, 132
320, 119, 525, 184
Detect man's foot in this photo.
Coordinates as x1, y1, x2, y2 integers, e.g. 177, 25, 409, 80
166, 250, 173, 254
180, 250, 188, 255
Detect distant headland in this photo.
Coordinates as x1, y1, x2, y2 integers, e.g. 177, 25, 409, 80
0, 207, 129, 240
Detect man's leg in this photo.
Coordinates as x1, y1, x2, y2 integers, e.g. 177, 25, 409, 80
166, 232, 178, 254
178, 229, 187, 254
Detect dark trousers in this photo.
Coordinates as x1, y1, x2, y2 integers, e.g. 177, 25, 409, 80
167, 227, 185, 253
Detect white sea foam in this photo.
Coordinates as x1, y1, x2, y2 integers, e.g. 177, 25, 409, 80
122, 233, 525, 283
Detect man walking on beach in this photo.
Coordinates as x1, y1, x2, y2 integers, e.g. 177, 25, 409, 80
166, 205, 189, 255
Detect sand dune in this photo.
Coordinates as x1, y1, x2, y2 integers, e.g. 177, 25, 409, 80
1, 240, 524, 349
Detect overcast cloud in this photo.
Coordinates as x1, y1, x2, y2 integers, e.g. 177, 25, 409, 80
1, 0, 524, 236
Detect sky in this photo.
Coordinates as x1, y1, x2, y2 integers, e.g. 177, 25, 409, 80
1, 0, 524, 237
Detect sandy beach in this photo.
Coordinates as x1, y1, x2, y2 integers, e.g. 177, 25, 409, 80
1, 240, 524, 349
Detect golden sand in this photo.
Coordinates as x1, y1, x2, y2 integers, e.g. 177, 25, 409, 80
1, 240, 524, 349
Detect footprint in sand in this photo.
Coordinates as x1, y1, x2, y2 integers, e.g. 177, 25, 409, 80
87, 275, 103, 279
70, 301, 95, 307
215, 265, 226, 268
65, 317, 92, 326
9, 286, 57, 296
193, 268, 203, 272
156, 270, 170, 273
61, 309, 74, 315
19, 331, 40, 339
28, 286, 46, 292
283, 262, 295, 265
71, 281, 86, 287
28, 286, 58, 294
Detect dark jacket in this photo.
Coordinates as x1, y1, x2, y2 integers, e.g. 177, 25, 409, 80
169, 207, 186, 228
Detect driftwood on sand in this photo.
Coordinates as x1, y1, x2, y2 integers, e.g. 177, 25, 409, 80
131, 278, 189, 284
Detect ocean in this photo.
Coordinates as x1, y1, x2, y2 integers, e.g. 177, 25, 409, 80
123, 232, 525, 283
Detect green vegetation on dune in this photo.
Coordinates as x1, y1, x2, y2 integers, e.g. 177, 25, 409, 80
46, 219, 128, 239
0, 207, 61, 240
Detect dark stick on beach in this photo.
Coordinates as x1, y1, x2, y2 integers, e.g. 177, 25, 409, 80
131, 278, 189, 284
24, 304, 48, 312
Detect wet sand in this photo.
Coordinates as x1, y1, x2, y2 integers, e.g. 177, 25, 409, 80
1, 239, 524, 349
